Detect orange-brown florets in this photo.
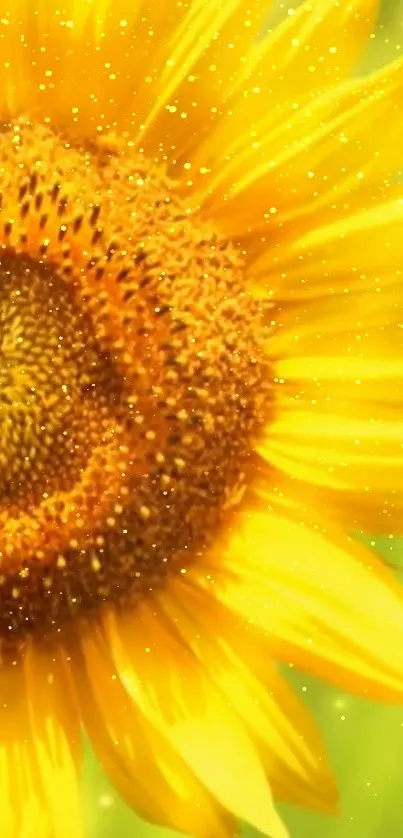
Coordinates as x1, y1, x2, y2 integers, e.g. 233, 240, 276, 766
0, 119, 270, 644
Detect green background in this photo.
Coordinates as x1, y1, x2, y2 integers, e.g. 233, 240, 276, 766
80, 2, 403, 836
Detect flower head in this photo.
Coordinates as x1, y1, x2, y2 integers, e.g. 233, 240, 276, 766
0, 1, 402, 837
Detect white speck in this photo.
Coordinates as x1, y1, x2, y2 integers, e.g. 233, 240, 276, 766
98, 793, 114, 808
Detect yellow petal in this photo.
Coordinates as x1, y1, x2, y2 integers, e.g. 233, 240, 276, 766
103, 604, 289, 838
198, 57, 403, 233
257, 336, 402, 524
0, 646, 82, 838
0, 0, 186, 133
250, 194, 403, 300
72, 624, 234, 838
211, 505, 403, 701
0, 663, 22, 836
24, 643, 83, 838
269, 295, 401, 363
137, 0, 271, 158
255, 245, 402, 528
0, 0, 271, 145
260, 404, 402, 492
157, 581, 338, 813
262, 462, 402, 541
189, 0, 379, 189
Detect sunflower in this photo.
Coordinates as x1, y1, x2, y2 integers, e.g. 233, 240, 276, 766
0, 0, 402, 836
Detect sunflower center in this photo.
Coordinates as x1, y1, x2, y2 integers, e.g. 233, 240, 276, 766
0, 120, 269, 645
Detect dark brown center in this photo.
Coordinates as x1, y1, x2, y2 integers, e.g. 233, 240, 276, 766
0, 120, 270, 645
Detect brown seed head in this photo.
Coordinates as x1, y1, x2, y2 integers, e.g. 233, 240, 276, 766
0, 119, 270, 645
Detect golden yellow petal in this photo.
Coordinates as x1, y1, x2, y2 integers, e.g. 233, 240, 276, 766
243, 182, 398, 269
210, 505, 403, 701
0, 648, 81, 838
253, 225, 402, 528
23, 643, 82, 838
0, 0, 379, 156
156, 581, 338, 814
0, 0, 186, 133
249, 193, 403, 300
257, 321, 402, 522
256, 462, 400, 542
136, 0, 270, 158
269, 296, 400, 363
103, 605, 289, 838
19, 799, 48, 838
188, 0, 379, 189
0, 667, 19, 835
0, 0, 271, 146
222, 648, 337, 812
72, 624, 234, 838
196, 57, 403, 233
260, 405, 402, 491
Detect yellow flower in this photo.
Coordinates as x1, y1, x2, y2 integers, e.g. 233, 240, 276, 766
0, 0, 402, 836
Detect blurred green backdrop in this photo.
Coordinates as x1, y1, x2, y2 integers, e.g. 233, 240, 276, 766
80, 2, 403, 836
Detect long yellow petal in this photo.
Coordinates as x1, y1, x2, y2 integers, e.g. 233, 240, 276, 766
103, 604, 289, 838
197, 57, 403, 232
71, 624, 234, 838
24, 643, 83, 838
268, 296, 401, 363
257, 333, 402, 521
156, 582, 338, 813
0, 647, 81, 838
249, 194, 403, 300
0, 0, 186, 133
260, 407, 402, 490
255, 461, 401, 540
0, 0, 272, 146
253, 223, 402, 525
0, 663, 25, 836
136, 0, 271, 158
210, 506, 403, 700
189, 0, 379, 188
